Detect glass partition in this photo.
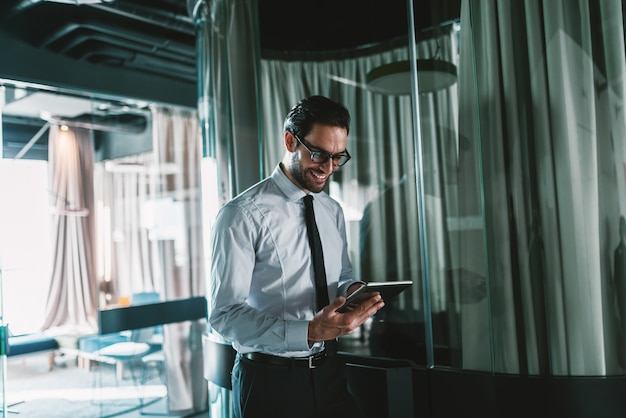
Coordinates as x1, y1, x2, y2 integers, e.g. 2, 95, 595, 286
0, 80, 207, 414
256, 0, 626, 379
353, 0, 626, 377
92, 105, 203, 310
256, 3, 470, 369
461, 0, 626, 376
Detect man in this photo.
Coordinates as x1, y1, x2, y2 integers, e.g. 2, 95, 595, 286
209, 95, 384, 418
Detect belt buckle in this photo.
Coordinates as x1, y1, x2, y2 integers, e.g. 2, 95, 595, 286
308, 352, 324, 369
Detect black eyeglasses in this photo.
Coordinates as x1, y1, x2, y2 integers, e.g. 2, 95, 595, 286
293, 133, 351, 167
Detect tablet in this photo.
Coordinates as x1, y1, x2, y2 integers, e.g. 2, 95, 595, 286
336, 281, 413, 313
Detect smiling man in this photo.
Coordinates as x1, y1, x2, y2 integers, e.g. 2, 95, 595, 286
209, 95, 384, 418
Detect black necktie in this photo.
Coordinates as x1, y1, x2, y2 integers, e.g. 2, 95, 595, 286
303, 195, 337, 354
303, 195, 329, 310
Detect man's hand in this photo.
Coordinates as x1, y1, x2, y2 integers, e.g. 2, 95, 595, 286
307, 294, 384, 344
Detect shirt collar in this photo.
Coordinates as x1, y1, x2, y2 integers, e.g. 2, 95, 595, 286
271, 164, 308, 202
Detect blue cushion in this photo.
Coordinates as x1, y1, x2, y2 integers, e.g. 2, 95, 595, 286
7, 333, 59, 357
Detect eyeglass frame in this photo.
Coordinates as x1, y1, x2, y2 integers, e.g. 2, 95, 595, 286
291, 132, 352, 167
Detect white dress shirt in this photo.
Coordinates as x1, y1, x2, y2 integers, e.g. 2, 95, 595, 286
209, 164, 357, 357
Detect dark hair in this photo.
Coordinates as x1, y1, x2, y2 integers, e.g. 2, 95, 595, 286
283, 95, 351, 139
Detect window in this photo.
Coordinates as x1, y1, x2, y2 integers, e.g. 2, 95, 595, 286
0, 159, 51, 335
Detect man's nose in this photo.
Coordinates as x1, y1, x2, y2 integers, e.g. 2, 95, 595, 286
319, 158, 334, 173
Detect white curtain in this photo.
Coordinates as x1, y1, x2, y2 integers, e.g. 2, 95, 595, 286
94, 107, 206, 412
42, 125, 98, 333
461, 0, 626, 375
151, 106, 207, 414
94, 150, 154, 300
95, 108, 204, 303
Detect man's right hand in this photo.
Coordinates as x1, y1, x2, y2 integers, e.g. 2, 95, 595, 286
307, 294, 384, 344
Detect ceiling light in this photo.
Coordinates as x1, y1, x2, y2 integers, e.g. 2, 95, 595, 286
366, 59, 457, 95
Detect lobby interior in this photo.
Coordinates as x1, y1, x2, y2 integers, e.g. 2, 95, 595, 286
2, 1, 626, 417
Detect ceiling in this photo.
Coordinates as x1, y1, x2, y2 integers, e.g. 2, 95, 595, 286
0, 0, 460, 159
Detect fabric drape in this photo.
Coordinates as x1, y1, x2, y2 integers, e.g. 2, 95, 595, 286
461, 0, 626, 375
41, 126, 98, 333
151, 106, 207, 413
94, 107, 206, 412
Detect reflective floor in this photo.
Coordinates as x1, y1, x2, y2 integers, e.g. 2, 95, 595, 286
2, 353, 206, 418
1, 330, 371, 418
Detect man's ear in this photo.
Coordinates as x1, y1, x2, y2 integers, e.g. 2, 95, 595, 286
284, 131, 296, 152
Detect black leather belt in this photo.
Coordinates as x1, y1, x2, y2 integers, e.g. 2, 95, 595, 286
242, 351, 327, 369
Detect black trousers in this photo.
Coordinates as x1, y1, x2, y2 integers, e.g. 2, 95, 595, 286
231, 352, 363, 418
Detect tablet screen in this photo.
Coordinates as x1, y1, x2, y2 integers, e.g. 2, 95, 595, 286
336, 281, 413, 313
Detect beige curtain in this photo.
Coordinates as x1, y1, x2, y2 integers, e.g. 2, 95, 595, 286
152, 106, 207, 414
95, 106, 207, 413
95, 151, 154, 301
41, 125, 98, 333
95, 108, 205, 302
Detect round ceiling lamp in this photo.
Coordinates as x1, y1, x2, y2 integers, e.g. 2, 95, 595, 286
366, 59, 457, 95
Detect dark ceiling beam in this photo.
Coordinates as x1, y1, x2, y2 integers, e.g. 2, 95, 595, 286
42, 22, 195, 59
0, 32, 196, 109
89, 1, 194, 36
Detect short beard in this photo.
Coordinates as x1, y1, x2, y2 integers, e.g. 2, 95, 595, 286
288, 152, 326, 193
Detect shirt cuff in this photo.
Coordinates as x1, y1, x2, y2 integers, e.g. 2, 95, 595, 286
286, 320, 313, 352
